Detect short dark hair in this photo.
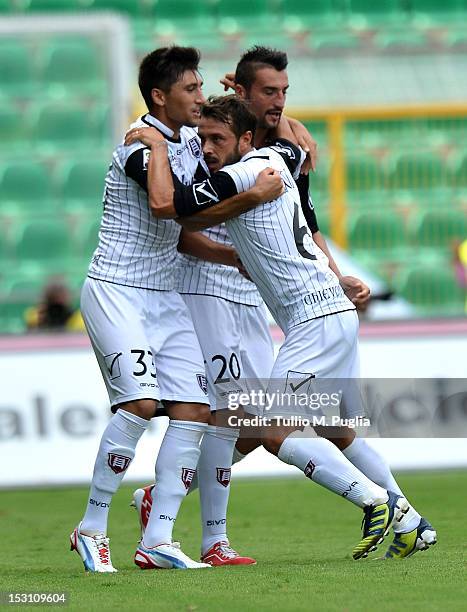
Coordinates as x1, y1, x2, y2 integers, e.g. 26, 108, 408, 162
138, 46, 200, 110
234, 46, 288, 91
201, 95, 257, 141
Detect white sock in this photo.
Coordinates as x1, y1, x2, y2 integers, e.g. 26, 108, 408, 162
198, 426, 239, 554
143, 420, 207, 548
184, 437, 246, 496
342, 438, 403, 494
278, 434, 388, 508
81, 409, 149, 535
342, 438, 421, 532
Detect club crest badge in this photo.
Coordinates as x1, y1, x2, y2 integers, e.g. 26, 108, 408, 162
182, 468, 196, 490
107, 453, 131, 474
197, 373, 208, 395
216, 467, 231, 488
188, 137, 202, 158
304, 460, 315, 479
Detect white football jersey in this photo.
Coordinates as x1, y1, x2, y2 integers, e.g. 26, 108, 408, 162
88, 114, 209, 290
175, 223, 263, 306
222, 146, 355, 332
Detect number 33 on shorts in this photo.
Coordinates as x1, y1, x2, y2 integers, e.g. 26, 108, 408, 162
101, 348, 160, 405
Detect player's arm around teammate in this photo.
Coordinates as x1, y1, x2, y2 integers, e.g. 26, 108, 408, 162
178, 229, 238, 266
124, 126, 284, 230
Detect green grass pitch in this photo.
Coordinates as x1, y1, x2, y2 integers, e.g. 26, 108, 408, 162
1, 470, 466, 611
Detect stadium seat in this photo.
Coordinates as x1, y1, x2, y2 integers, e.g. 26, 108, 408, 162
33, 104, 101, 152
0, 226, 13, 262
40, 38, 105, 99
215, 0, 272, 33
409, 0, 463, 14
348, 211, 407, 250
0, 40, 35, 98
14, 219, 73, 264
0, 300, 29, 333
309, 158, 330, 194
347, 0, 402, 14
345, 123, 387, 150
389, 151, 447, 190
302, 120, 328, 145
315, 208, 330, 236
445, 29, 467, 49
215, 0, 268, 19
449, 153, 467, 186
346, 154, 387, 191
0, 0, 12, 11
5, 278, 44, 317
410, 210, 467, 248
0, 161, 55, 215
26, 0, 85, 10
67, 270, 87, 298
79, 218, 101, 258
59, 159, 108, 212
177, 31, 227, 53
395, 265, 464, 310
374, 31, 429, 51
1, 277, 52, 332
132, 18, 158, 55
308, 31, 361, 52
346, 0, 407, 27
153, 0, 214, 24
89, 0, 147, 17
0, 104, 27, 153
280, 0, 343, 30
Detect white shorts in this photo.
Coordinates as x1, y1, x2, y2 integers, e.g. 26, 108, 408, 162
81, 278, 209, 409
265, 310, 362, 419
181, 294, 274, 411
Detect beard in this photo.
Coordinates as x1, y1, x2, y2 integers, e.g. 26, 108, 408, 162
223, 145, 242, 167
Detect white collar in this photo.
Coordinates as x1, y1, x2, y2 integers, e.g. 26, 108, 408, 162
143, 114, 175, 138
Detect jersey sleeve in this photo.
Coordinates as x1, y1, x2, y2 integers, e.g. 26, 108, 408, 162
295, 173, 319, 234
124, 147, 150, 192
269, 138, 306, 179
173, 170, 239, 217
220, 158, 264, 193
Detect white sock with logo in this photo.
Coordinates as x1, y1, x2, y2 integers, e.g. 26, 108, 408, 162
342, 438, 421, 532
81, 409, 149, 535
181, 437, 246, 496
143, 420, 207, 548
342, 438, 403, 494
197, 426, 240, 555
278, 433, 388, 508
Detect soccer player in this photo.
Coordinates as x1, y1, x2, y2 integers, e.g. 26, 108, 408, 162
217, 47, 437, 559
130, 95, 437, 560
129, 47, 371, 564
70, 47, 283, 573
222, 46, 353, 288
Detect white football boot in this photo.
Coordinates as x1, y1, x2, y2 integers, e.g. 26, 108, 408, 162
70, 523, 117, 573
134, 541, 211, 570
